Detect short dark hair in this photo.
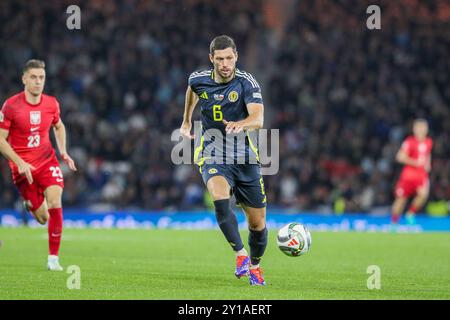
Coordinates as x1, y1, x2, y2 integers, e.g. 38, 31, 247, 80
23, 59, 45, 73
414, 118, 428, 125
209, 35, 237, 55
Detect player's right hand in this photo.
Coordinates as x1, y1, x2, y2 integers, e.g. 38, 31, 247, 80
17, 161, 36, 185
61, 152, 77, 171
180, 123, 195, 139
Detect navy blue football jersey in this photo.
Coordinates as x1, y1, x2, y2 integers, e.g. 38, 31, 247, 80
188, 68, 263, 165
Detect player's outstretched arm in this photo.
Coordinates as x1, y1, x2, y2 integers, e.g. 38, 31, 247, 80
223, 103, 264, 134
180, 86, 199, 139
0, 128, 35, 184
52, 119, 77, 171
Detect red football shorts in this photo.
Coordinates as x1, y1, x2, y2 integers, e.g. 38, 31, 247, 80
14, 157, 64, 211
395, 174, 429, 198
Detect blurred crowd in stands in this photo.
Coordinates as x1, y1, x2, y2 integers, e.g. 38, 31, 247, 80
0, 0, 448, 214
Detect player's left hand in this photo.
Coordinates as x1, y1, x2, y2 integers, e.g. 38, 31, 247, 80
61, 153, 77, 171
223, 120, 244, 134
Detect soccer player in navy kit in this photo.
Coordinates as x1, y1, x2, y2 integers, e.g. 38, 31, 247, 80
180, 35, 268, 285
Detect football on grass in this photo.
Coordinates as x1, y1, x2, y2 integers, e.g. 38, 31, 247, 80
277, 222, 312, 257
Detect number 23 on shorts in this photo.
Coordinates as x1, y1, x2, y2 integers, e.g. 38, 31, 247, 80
50, 166, 63, 182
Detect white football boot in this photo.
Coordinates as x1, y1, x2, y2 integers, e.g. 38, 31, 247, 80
47, 255, 63, 271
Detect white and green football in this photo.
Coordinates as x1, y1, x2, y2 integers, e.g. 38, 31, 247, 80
277, 222, 312, 257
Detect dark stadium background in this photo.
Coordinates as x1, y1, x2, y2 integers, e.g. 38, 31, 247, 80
0, 0, 448, 216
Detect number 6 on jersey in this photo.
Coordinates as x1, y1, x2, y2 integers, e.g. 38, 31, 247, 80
213, 105, 223, 121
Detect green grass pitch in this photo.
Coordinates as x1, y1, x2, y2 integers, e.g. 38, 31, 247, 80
0, 227, 449, 299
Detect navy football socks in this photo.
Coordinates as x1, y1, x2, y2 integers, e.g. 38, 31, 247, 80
248, 227, 268, 266
214, 199, 244, 252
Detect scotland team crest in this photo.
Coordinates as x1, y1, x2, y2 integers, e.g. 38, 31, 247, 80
208, 168, 218, 174
228, 91, 239, 102
30, 111, 41, 125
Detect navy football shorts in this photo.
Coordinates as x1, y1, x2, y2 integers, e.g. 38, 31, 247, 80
199, 163, 267, 208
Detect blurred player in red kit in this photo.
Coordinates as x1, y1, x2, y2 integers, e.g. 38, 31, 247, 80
0, 60, 77, 270
391, 119, 433, 228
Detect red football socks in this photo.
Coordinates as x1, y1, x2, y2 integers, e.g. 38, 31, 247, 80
391, 213, 401, 224
48, 208, 63, 256
408, 205, 418, 214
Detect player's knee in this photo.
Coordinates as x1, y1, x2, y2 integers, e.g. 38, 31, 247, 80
418, 189, 429, 199
46, 198, 62, 209
248, 218, 265, 231
418, 194, 428, 202
210, 190, 229, 201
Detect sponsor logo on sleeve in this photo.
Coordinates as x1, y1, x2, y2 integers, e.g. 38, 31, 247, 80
253, 92, 262, 99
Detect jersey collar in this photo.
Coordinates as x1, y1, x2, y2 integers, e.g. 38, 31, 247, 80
22, 91, 43, 107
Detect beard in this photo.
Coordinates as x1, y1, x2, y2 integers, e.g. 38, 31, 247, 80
217, 67, 234, 81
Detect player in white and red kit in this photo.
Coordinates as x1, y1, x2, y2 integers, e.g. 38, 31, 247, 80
391, 119, 432, 227
0, 60, 77, 270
